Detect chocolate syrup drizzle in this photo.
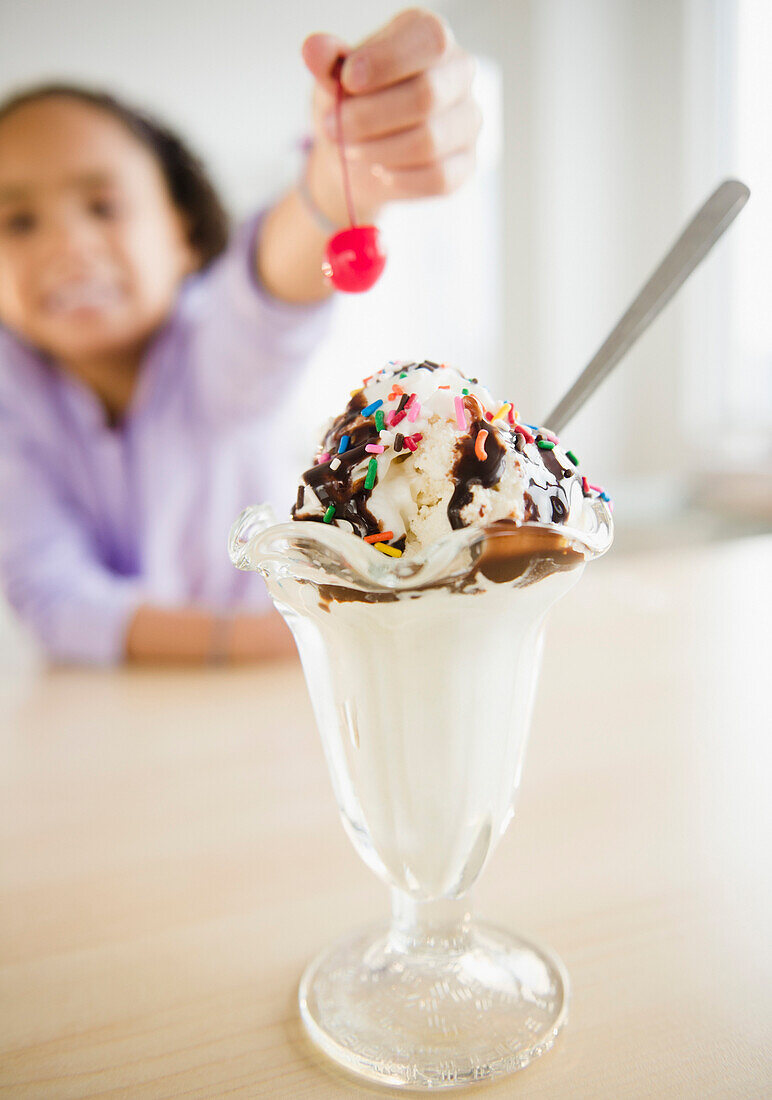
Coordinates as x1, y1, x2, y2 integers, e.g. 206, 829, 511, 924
448, 413, 507, 529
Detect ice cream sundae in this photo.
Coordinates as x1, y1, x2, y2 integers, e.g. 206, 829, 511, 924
229, 357, 613, 1090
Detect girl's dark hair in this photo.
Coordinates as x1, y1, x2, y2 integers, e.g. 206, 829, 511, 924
0, 83, 229, 268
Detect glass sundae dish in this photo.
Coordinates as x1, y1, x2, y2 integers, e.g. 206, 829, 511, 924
230, 360, 613, 1090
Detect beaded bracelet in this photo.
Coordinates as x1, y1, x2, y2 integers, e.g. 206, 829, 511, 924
297, 145, 341, 234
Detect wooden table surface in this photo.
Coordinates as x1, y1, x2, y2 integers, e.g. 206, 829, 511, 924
1, 538, 770, 1099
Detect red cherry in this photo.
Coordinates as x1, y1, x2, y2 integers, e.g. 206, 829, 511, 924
322, 225, 387, 293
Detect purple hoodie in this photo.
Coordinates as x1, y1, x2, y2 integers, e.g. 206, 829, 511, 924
0, 214, 332, 663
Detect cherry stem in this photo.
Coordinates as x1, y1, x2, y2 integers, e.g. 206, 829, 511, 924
333, 61, 357, 228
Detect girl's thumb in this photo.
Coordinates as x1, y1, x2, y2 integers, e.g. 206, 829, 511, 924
302, 33, 350, 91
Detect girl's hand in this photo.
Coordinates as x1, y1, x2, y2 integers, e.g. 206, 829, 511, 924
302, 8, 481, 227
125, 606, 297, 664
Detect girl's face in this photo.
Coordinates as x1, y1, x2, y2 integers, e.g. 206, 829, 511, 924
0, 96, 196, 366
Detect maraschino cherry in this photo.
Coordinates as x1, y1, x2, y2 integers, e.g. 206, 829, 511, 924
322, 57, 387, 293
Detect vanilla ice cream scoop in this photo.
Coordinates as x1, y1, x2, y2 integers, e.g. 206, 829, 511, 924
292, 360, 610, 557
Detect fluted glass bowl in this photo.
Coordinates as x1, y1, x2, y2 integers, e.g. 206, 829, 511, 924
230, 501, 612, 1090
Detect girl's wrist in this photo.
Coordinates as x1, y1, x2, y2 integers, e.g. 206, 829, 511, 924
305, 143, 382, 230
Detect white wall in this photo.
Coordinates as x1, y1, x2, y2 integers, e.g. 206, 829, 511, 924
446, 0, 769, 525
448, 0, 690, 503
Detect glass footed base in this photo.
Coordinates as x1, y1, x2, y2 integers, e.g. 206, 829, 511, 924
299, 917, 569, 1091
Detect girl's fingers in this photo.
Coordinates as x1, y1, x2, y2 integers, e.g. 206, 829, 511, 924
305, 13, 479, 213
340, 9, 453, 94
330, 51, 476, 144
308, 135, 476, 219
376, 149, 477, 200
302, 33, 350, 92
341, 98, 482, 172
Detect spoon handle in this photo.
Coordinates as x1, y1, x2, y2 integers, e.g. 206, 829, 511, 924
544, 179, 750, 434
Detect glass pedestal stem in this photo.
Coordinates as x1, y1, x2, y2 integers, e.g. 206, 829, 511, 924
389, 889, 474, 955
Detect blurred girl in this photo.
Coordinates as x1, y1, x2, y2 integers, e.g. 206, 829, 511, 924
0, 9, 480, 663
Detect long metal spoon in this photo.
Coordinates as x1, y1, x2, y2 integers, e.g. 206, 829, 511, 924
544, 179, 750, 433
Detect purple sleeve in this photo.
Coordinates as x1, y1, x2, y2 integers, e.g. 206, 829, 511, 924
181, 211, 334, 425
0, 420, 142, 665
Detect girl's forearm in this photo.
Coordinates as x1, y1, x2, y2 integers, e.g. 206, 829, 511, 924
256, 184, 334, 305
256, 146, 378, 305
256, 144, 344, 306
125, 605, 296, 664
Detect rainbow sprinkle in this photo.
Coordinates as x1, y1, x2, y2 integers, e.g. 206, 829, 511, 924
338, 436, 350, 454
493, 404, 511, 420
365, 444, 385, 453
364, 530, 394, 543
375, 543, 402, 557
566, 450, 579, 465
375, 410, 385, 432
317, 452, 330, 464
537, 440, 556, 450
407, 401, 421, 422
323, 505, 335, 523
364, 458, 378, 491
361, 399, 383, 418
475, 429, 489, 461
454, 396, 467, 430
